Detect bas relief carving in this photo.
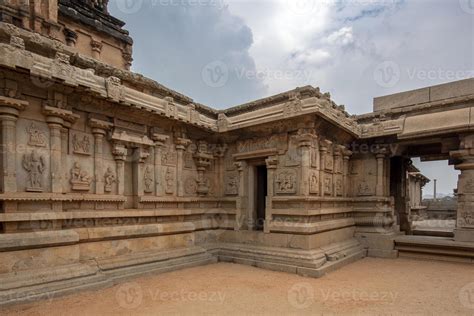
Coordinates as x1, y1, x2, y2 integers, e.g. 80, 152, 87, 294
104, 167, 116, 193
184, 177, 197, 195
71, 132, 92, 155
162, 148, 177, 166
357, 179, 373, 196
144, 166, 153, 193
184, 151, 194, 169
335, 178, 343, 196
225, 173, 239, 196
22, 150, 46, 192
165, 167, 175, 194
275, 169, 297, 194
237, 134, 288, 153
26, 123, 47, 147
70, 162, 92, 191
324, 176, 332, 195
309, 171, 319, 194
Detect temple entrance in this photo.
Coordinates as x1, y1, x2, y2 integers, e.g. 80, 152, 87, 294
254, 165, 267, 231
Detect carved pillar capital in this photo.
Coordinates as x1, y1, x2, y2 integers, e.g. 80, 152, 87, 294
151, 133, 169, 147
112, 143, 127, 161
0, 96, 28, 120
265, 156, 278, 169
175, 137, 191, 151
89, 118, 113, 135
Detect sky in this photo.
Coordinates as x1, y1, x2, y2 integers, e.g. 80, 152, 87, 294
108, 0, 473, 194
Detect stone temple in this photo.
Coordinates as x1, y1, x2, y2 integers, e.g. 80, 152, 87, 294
0, 0, 472, 306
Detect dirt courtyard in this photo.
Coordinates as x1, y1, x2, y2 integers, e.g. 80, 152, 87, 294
2, 258, 474, 315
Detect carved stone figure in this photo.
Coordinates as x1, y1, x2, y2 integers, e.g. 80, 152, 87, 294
357, 179, 372, 196
104, 167, 116, 193
324, 177, 332, 195
165, 168, 174, 194
144, 166, 153, 193
162, 148, 177, 166
72, 133, 91, 155
225, 174, 239, 195
275, 169, 297, 194
70, 162, 92, 191
309, 172, 319, 194
27, 123, 47, 147
335, 178, 343, 196
184, 177, 197, 195
22, 150, 46, 192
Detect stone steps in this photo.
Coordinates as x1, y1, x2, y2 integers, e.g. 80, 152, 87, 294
394, 235, 474, 264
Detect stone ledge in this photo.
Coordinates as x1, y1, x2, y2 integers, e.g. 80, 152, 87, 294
270, 218, 355, 234
0, 193, 126, 202
0, 230, 79, 252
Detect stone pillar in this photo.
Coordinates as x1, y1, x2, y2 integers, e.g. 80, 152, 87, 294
113, 143, 127, 196
296, 129, 315, 196
375, 147, 388, 197
235, 161, 247, 231
175, 137, 191, 197
194, 141, 213, 197
0, 97, 26, 192
264, 156, 278, 233
133, 147, 149, 206
451, 136, 474, 242
43, 106, 78, 194
90, 119, 112, 195
319, 140, 331, 196
91, 39, 103, 60
342, 148, 352, 197
151, 133, 169, 196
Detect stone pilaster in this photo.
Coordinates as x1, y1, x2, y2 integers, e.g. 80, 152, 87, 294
235, 161, 247, 231
43, 105, 78, 193
112, 143, 127, 196
194, 141, 213, 197
151, 133, 169, 196
342, 148, 352, 197
296, 129, 316, 196
90, 118, 113, 195
451, 135, 474, 242
175, 137, 191, 197
264, 156, 278, 233
133, 147, 150, 206
319, 139, 332, 196
0, 96, 27, 192
375, 147, 388, 197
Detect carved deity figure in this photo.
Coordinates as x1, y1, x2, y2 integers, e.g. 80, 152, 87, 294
357, 179, 372, 196
72, 134, 91, 155
104, 167, 116, 192
70, 162, 92, 191
225, 175, 238, 195
275, 170, 297, 194
27, 123, 47, 147
165, 168, 174, 194
309, 172, 319, 194
22, 150, 46, 192
144, 166, 153, 193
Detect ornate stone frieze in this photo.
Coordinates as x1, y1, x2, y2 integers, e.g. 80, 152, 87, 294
104, 167, 116, 193
106, 77, 125, 102
237, 134, 288, 154
282, 91, 303, 117
275, 169, 297, 195
22, 150, 46, 192
70, 162, 92, 191
26, 123, 47, 147
71, 131, 92, 155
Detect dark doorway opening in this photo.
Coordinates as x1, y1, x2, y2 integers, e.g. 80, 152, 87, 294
255, 165, 267, 231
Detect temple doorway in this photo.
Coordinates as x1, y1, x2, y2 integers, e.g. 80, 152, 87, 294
254, 165, 267, 231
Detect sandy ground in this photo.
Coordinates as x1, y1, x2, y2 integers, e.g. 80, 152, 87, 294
2, 257, 474, 315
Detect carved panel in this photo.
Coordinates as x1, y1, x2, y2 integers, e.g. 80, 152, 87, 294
184, 151, 194, 169
22, 150, 46, 192
70, 162, 92, 191
104, 166, 116, 193
184, 177, 197, 195
335, 177, 343, 197
325, 154, 334, 171
357, 179, 374, 196
144, 166, 154, 193
105, 76, 125, 102
114, 118, 147, 134
309, 171, 319, 194
237, 134, 288, 153
164, 167, 175, 194
26, 123, 47, 147
275, 169, 297, 195
324, 176, 333, 196
70, 131, 92, 156
162, 147, 177, 166
225, 172, 239, 196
